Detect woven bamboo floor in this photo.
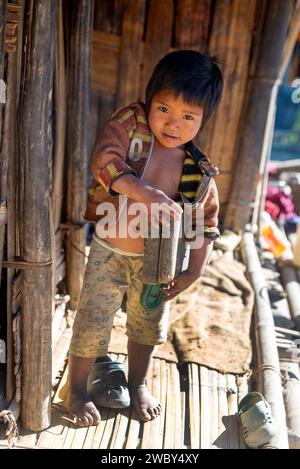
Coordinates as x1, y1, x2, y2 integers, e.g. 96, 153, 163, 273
13, 353, 248, 449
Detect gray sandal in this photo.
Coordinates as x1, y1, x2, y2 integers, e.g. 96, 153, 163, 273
87, 358, 130, 409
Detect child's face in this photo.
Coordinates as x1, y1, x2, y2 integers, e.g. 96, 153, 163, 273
148, 90, 203, 148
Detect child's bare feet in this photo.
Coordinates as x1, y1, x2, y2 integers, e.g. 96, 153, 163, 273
130, 384, 162, 421
66, 391, 101, 427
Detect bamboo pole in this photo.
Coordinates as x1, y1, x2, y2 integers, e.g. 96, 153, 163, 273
225, 0, 294, 231
18, 0, 56, 431
241, 231, 289, 448
277, 263, 300, 330
51, 0, 66, 233
65, 0, 93, 311
281, 361, 300, 439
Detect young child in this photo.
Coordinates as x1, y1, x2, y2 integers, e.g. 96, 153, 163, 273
67, 50, 223, 427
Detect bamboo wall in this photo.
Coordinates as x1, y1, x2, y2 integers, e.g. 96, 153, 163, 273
90, 0, 257, 219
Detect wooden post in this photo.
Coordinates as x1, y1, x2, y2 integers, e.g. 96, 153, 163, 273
19, 0, 56, 431
65, 0, 93, 311
224, 0, 294, 232
0, 0, 7, 287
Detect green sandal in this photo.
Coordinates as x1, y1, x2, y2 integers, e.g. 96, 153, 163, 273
87, 358, 130, 409
238, 392, 276, 448
140, 284, 168, 311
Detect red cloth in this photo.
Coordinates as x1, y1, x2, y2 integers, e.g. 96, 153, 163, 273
265, 185, 296, 221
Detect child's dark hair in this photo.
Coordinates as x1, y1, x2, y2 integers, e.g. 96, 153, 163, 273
145, 50, 223, 128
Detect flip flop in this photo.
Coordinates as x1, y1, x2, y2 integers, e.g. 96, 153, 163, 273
140, 284, 168, 311
238, 391, 276, 448
87, 358, 130, 409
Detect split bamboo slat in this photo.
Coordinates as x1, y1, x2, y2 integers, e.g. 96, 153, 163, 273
209, 368, 219, 448
217, 373, 229, 449
65, 0, 93, 311
115, 0, 145, 108
158, 356, 168, 447
163, 362, 182, 449
226, 374, 240, 449
18, 0, 56, 431
188, 363, 200, 449
236, 374, 249, 449
140, 358, 160, 449
199, 366, 210, 449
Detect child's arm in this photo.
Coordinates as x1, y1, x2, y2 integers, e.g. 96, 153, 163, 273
90, 120, 182, 222
162, 238, 213, 302
163, 179, 219, 301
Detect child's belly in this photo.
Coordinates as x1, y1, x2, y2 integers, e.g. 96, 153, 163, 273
102, 198, 146, 254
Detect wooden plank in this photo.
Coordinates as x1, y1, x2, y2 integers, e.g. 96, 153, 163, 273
140, 0, 174, 100
174, 0, 211, 50
188, 363, 200, 449
91, 30, 121, 93
226, 374, 240, 449
116, 0, 146, 107
200, 366, 211, 449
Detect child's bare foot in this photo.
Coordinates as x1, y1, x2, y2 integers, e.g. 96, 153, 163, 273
66, 391, 101, 427
130, 384, 162, 421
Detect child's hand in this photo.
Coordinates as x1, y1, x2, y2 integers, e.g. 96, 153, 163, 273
139, 186, 182, 228
162, 270, 199, 302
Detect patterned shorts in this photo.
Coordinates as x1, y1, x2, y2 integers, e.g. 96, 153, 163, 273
69, 239, 170, 357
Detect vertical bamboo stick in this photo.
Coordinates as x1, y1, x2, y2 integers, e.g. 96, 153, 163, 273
19, 0, 56, 431
65, 0, 93, 310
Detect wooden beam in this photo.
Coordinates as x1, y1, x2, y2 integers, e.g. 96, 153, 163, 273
65, 0, 93, 311
225, 0, 294, 231
18, 0, 56, 431
116, 0, 145, 107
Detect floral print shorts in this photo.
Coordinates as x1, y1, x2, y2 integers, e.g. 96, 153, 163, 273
69, 239, 169, 357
